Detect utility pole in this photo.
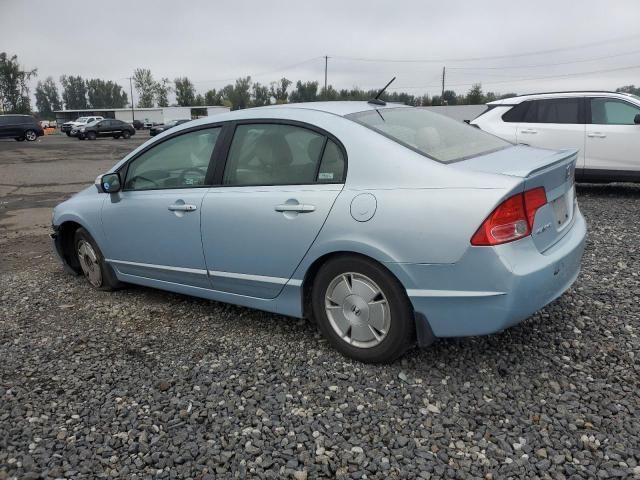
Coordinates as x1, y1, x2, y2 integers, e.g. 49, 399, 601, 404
441, 66, 446, 105
324, 56, 328, 98
128, 77, 135, 122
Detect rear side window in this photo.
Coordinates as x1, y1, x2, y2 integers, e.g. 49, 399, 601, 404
502, 102, 530, 122
590, 98, 640, 125
223, 124, 345, 186
348, 107, 509, 163
522, 98, 581, 124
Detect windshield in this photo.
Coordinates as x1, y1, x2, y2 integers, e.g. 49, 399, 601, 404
75, 117, 89, 122
347, 107, 510, 163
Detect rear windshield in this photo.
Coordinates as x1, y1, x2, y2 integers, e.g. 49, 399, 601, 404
347, 107, 510, 163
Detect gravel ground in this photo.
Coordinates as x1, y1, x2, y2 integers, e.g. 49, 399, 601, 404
1, 183, 639, 480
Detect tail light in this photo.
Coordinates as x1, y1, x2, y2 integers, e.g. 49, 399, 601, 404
471, 187, 547, 246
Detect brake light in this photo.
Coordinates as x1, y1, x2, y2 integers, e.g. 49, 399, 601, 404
471, 187, 547, 246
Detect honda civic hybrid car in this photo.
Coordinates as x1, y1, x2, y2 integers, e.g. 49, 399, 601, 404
471, 91, 640, 183
51, 102, 587, 363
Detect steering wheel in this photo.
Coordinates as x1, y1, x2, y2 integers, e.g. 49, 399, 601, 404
128, 175, 159, 189
179, 167, 207, 186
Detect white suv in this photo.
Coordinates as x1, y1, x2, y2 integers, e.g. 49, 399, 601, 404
471, 91, 640, 182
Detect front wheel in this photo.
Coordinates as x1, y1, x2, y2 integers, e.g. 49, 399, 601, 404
74, 227, 121, 291
65, 132, 71, 137
122, 130, 131, 139
311, 256, 414, 363
86, 131, 97, 140
24, 130, 37, 141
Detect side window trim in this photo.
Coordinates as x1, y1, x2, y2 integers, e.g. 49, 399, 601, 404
212, 119, 348, 187
118, 124, 225, 192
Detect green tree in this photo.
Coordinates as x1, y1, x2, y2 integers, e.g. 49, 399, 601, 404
443, 90, 458, 105
466, 83, 484, 105
252, 82, 271, 107
221, 77, 252, 110
431, 95, 442, 106
615, 85, 640, 96
419, 94, 431, 106
0, 52, 37, 113
60, 75, 88, 109
484, 91, 497, 103
174, 77, 196, 106
320, 85, 339, 101
289, 81, 318, 103
204, 88, 223, 106
155, 78, 172, 107
498, 93, 518, 99
86, 79, 128, 108
35, 77, 61, 117
269, 77, 291, 103
133, 68, 155, 108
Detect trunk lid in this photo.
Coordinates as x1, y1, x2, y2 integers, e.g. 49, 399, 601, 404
453, 145, 577, 252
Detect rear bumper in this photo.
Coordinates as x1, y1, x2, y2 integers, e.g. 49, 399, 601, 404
389, 209, 587, 338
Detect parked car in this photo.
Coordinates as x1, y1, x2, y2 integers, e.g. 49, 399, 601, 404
51, 102, 586, 363
61, 116, 104, 136
0, 114, 45, 141
149, 119, 191, 136
132, 120, 144, 130
76, 119, 136, 140
471, 91, 640, 182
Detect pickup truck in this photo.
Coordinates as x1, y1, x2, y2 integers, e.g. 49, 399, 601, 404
61, 116, 104, 136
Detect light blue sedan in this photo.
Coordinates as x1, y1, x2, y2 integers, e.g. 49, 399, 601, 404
52, 101, 587, 363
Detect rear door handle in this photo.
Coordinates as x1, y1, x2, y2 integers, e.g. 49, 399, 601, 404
275, 204, 315, 213
587, 132, 606, 138
168, 204, 197, 212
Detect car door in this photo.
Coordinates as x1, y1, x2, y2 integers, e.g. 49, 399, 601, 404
516, 98, 585, 167
585, 97, 640, 174
97, 120, 111, 137
201, 122, 346, 299
101, 126, 222, 287
0, 116, 9, 138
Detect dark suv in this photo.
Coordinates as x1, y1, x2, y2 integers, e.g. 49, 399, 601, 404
0, 115, 45, 141
77, 119, 136, 140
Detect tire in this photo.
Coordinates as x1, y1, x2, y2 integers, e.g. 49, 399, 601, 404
24, 130, 37, 141
87, 131, 97, 140
113, 134, 121, 139
65, 132, 71, 137
122, 130, 131, 139
73, 227, 121, 291
16, 137, 25, 142
311, 255, 414, 363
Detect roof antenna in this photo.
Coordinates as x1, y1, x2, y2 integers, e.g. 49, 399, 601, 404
368, 77, 396, 106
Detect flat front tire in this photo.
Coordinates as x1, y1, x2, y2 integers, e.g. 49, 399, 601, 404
73, 227, 121, 291
312, 255, 414, 363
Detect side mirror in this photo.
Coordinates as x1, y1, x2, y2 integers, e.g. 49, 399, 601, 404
634, 114, 640, 124
95, 172, 121, 193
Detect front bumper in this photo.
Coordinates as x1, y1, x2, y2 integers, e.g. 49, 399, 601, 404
389, 209, 587, 338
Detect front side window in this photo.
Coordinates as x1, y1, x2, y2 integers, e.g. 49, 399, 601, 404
223, 124, 345, 185
348, 107, 509, 163
590, 98, 640, 125
125, 127, 220, 191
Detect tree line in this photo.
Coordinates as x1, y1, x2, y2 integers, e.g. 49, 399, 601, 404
2, 51, 639, 118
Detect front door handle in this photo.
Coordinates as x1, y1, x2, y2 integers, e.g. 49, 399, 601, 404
168, 204, 197, 212
275, 204, 315, 213
520, 129, 538, 134
587, 132, 606, 138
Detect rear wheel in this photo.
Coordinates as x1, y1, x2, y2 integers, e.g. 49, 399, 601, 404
24, 130, 37, 141
113, 133, 121, 139
87, 131, 97, 140
311, 255, 414, 363
122, 130, 131, 139
74, 227, 121, 291
15, 137, 25, 142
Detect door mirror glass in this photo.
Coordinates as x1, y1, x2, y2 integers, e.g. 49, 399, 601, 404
635, 114, 640, 124
99, 173, 121, 193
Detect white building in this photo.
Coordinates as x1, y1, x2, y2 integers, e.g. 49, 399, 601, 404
55, 105, 229, 126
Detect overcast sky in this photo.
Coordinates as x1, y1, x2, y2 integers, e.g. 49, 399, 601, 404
2, 0, 639, 102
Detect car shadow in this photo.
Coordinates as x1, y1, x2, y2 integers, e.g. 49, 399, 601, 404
576, 182, 640, 197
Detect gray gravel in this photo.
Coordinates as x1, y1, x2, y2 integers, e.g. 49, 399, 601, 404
1, 183, 639, 479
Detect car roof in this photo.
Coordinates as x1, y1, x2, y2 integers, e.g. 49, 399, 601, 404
259, 101, 408, 116
487, 91, 638, 105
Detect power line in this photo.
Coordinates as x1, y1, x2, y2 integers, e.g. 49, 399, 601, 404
331, 34, 640, 64
391, 64, 640, 90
